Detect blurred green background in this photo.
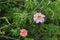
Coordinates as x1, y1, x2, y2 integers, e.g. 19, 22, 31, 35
0, 0, 60, 40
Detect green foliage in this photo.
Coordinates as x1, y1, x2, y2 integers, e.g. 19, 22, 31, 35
0, 0, 60, 40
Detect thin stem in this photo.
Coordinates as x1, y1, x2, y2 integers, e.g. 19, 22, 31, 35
0, 17, 11, 25
0, 0, 22, 4
0, 35, 18, 40
33, 0, 44, 11
48, 8, 54, 20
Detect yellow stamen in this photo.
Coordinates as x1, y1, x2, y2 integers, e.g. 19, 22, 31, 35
37, 16, 41, 19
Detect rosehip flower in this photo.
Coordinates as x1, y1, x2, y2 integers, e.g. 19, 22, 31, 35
33, 13, 45, 23
20, 29, 28, 37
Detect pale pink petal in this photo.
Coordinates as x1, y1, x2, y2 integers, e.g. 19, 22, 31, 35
33, 17, 37, 21
36, 20, 40, 23
39, 18, 44, 23
41, 14, 45, 17
33, 13, 45, 23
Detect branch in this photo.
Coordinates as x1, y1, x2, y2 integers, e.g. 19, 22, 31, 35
0, 35, 18, 40
0, 17, 11, 25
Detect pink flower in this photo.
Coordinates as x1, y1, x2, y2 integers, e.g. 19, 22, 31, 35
20, 29, 28, 37
33, 13, 45, 23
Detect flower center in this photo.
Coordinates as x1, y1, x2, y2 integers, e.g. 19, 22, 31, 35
37, 16, 41, 19
21, 31, 25, 35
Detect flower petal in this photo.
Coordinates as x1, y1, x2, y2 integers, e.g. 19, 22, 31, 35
39, 18, 44, 23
